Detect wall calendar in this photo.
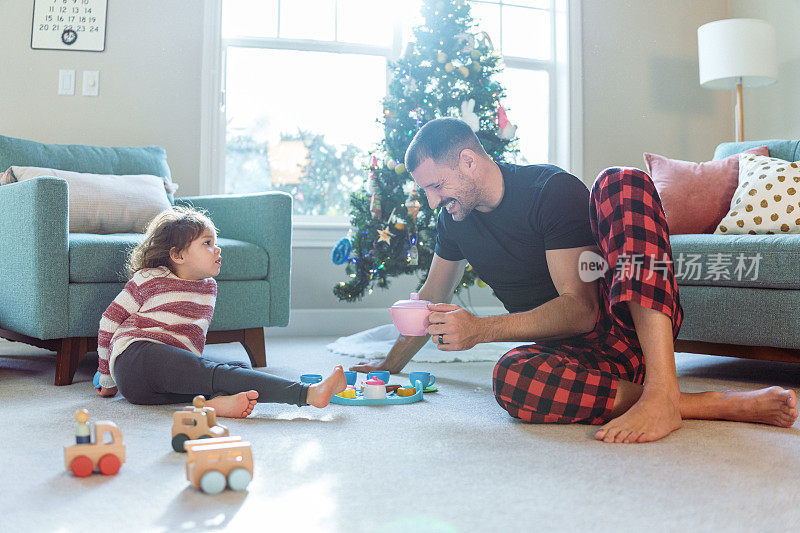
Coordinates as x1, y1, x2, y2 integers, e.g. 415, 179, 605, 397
31, 0, 108, 52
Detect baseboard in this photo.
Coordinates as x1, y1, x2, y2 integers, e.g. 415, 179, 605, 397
268, 306, 508, 338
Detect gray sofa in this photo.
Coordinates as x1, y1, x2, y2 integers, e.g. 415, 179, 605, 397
671, 139, 800, 363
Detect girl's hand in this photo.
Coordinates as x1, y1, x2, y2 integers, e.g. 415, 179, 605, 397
97, 386, 117, 397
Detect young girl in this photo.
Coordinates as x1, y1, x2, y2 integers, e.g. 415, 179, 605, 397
95, 206, 346, 417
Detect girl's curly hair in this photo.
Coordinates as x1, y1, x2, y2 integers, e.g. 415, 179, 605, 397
127, 206, 216, 278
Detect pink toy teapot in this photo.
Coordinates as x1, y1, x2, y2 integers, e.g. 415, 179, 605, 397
362, 376, 387, 400
389, 292, 432, 336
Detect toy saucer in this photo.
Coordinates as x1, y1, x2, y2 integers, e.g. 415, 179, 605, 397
423, 386, 438, 393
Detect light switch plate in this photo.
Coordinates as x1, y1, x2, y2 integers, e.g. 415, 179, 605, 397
82, 70, 99, 96
58, 69, 75, 95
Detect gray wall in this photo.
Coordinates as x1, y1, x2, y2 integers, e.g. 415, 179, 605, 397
729, 0, 800, 140
6, 0, 781, 330
0, 0, 205, 196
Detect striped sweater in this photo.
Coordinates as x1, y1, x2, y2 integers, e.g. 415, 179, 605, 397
97, 266, 217, 389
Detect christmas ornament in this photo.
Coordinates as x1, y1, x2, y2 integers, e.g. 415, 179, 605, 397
331, 237, 353, 265
459, 99, 480, 132
402, 78, 419, 97
377, 227, 394, 244
476, 278, 488, 288
471, 61, 481, 72
471, 49, 481, 60
386, 158, 397, 170
454, 32, 475, 54
395, 163, 406, 174
458, 66, 469, 78
370, 193, 382, 219
466, 264, 473, 272
475, 31, 495, 53
406, 200, 421, 221
437, 51, 447, 63
444, 62, 454, 73
394, 222, 406, 231
497, 105, 518, 140
367, 174, 377, 195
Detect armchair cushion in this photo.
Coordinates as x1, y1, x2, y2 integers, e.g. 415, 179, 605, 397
0, 134, 176, 202
4, 165, 173, 233
68, 233, 269, 283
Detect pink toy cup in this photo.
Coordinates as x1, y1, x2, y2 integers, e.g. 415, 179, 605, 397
389, 293, 432, 336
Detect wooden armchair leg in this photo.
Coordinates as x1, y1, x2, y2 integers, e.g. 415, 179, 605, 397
55, 337, 88, 386
242, 328, 267, 368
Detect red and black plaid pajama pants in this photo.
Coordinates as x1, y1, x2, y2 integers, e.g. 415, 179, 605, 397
492, 167, 683, 424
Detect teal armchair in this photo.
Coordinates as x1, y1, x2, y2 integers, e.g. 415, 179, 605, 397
0, 134, 292, 385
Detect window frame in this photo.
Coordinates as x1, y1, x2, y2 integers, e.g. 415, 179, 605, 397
200, 0, 581, 247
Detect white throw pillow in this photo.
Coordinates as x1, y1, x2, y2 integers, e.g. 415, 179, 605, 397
715, 154, 800, 235
4, 165, 174, 234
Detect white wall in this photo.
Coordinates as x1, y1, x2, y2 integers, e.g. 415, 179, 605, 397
4, 0, 767, 336
728, 0, 800, 140
0, 0, 205, 196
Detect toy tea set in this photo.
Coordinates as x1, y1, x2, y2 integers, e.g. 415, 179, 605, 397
301, 291, 440, 406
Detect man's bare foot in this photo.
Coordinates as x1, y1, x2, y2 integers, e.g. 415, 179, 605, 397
716, 386, 798, 427
206, 390, 258, 418
306, 365, 347, 408
595, 389, 682, 444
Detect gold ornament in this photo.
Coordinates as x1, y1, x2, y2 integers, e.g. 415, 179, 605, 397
476, 278, 487, 288
387, 159, 397, 170
437, 51, 447, 63
471, 61, 481, 72
471, 50, 481, 60
377, 227, 394, 244
395, 163, 406, 174
459, 66, 470, 78
466, 264, 473, 272
406, 198, 421, 220
444, 62, 454, 73
394, 222, 406, 230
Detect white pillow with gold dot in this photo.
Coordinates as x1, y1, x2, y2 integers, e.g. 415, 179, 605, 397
715, 154, 800, 235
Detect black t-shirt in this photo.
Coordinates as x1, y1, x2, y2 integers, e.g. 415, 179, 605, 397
434, 163, 595, 314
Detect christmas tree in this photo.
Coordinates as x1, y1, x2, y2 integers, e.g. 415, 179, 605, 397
333, 0, 518, 302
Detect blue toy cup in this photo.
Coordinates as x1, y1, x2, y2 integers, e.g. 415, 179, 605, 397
344, 371, 357, 386
367, 370, 390, 384
409, 371, 435, 388
300, 374, 323, 384
93, 370, 102, 391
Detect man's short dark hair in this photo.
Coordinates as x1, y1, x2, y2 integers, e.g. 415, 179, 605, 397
404, 117, 487, 173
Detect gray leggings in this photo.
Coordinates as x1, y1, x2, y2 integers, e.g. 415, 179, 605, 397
113, 341, 309, 406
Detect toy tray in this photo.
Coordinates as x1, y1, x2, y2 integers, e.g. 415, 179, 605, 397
330, 380, 425, 405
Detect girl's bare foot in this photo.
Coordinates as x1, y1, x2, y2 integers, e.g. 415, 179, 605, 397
307, 366, 347, 408
716, 386, 798, 427
595, 389, 683, 444
206, 390, 259, 418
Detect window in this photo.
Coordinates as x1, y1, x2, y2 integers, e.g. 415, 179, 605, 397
206, 0, 578, 233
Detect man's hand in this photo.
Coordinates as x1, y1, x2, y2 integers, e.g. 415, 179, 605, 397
427, 303, 483, 351
349, 360, 392, 374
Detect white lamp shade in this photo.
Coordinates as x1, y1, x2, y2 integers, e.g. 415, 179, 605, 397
698, 18, 777, 90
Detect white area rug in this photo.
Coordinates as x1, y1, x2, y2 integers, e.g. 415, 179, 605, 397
326, 324, 529, 363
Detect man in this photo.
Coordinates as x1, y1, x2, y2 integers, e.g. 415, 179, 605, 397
352, 117, 798, 443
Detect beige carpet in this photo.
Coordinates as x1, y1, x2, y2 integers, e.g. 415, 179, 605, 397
2, 337, 800, 532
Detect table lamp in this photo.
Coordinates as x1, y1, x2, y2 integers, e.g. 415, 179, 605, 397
698, 18, 777, 142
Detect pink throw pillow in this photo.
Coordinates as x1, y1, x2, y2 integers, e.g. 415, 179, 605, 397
644, 146, 769, 235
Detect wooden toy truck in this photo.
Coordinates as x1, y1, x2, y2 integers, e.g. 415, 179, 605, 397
171, 396, 230, 452
64, 421, 125, 477
184, 436, 253, 494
